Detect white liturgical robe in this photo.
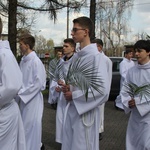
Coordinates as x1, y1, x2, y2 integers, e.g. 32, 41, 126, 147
55, 55, 74, 143
18, 51, 46, 150
61, 44, 108, 150
48, 55, 74, 143
121, 61, 150, 150
99, 52, 112, 133
0, 40, 26, 150
115, 57, 135, 109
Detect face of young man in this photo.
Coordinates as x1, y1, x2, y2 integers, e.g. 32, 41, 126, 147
57, 51, 63, 59
135, 49, 150, 64
19, 41, 30, 56
63, 43, 74, 57
96, 44, 103, 52
125, 52, 133, 60
71, 23, 87, 43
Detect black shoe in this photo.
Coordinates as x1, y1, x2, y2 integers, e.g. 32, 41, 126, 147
41, 144, 45, 150
114, 102, 123, 111
114, 101, 118, 110
99, 133, 103, 140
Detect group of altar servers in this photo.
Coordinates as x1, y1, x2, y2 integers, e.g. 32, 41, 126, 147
48, 16, 150, 150
1, 14, 150, 150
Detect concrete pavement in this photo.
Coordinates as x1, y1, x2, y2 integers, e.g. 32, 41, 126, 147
42, 94, 129, 150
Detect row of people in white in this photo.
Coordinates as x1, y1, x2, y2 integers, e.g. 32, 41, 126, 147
48, 17, 111, 150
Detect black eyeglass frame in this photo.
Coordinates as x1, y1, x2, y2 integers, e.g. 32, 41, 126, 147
71, 28, 86, 33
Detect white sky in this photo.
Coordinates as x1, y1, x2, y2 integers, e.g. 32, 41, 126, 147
129, 0, 150, 38
32, 0, 150, 46
2, 0, 150, 46
33, 9, 87, 46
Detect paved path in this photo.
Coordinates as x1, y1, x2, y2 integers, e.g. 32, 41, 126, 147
42, 95, 129, 150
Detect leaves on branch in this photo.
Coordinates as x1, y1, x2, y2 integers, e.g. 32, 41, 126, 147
123, 81, 150, 103
48, 57, 104, 101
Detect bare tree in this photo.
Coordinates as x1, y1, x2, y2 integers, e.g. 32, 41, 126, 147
133, 32, 149, 41
8, 0, 17, 55
96, 0, 133, 56
0, 0, 85, 56
35, 35, 47, 51
90, 0, 96, 40
1, 0, 134, 56
47, 38, 54, 50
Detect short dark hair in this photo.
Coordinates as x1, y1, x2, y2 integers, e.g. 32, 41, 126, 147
134, 40, 150, 53
124, 49, 132, 54
64, 38, 76, 48
0, 17, 3, 35
73, 16, 94, 38
57, 49, 63, 53
19, 34, 35, 50
91, 39, 103, 47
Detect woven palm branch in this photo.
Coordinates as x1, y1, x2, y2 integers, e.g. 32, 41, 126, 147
123, 81, 150, 103
64, 57, 104, 101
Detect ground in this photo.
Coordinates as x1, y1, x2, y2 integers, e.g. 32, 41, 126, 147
42, 92, 129, 150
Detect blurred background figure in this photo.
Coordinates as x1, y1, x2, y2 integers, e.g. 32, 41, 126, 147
48, 49, 63, 109
115, 49, 135, 110
92, 38, 112, 140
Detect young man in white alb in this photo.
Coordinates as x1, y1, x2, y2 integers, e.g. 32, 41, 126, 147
51, 38, 76, 144
61, 16, 108, 150
121, 40, 150, 150
17, 34, 46, 150
115, 49, 134, 110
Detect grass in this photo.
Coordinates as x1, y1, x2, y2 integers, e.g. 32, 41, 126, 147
42, 89, 49, 96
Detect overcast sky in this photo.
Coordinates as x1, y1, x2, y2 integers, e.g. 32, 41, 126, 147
33, 8, 87, 45
32, 0, 150, 46
129, 0, 150, 36
2, 0, 150, 46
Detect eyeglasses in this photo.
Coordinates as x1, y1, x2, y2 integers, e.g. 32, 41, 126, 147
71, 28, 85, 33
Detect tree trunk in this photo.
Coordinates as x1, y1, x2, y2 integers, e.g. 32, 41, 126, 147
8, 0, 17, 56
90, 0, 96, 40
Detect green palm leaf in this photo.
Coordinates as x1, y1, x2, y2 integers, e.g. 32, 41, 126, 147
64, 57, 104, 101
47, 56, 105, 101
123, 81, 150, 103
47, 58, 63, 83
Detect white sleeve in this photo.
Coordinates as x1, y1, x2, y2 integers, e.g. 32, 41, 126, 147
0, 51, 22, 106
120, 62, 127, 80
48, 80, 60, 104
18, 60, 46, 104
